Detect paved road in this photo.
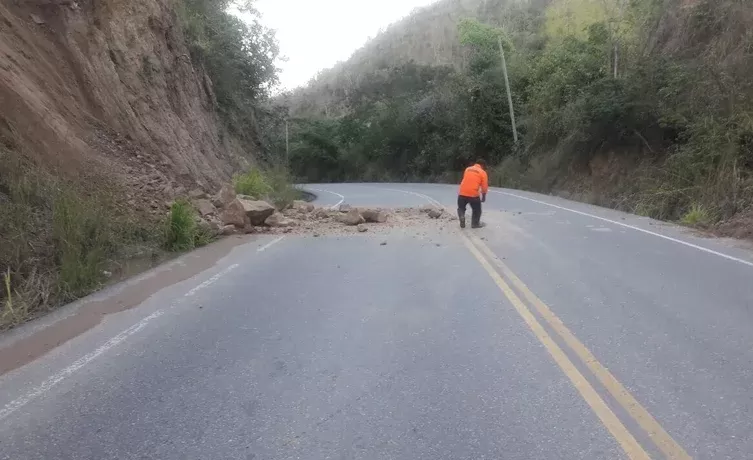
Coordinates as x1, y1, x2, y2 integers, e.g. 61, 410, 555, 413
2, 183, 753, 459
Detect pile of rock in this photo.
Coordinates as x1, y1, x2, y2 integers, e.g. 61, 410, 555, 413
186, 185, 393, 237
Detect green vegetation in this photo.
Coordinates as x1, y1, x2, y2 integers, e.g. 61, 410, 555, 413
280, 0, 753, 230
681, 204, 712, 228
233, 168, 272, 197
178, 0, 279, 142
163, 200, 213, 252
233, 166, 303, 209
0, 153, 163, 329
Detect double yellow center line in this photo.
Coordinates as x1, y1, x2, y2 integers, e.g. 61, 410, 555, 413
461, 233, 691, 460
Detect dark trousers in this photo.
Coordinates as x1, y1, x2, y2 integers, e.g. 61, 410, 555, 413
457, 195, 482, 226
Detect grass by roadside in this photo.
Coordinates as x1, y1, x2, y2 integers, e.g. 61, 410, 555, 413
0, 152, 169, 329
233, 165, 306, 209
0, 154, 303, 331
487, 150, 753, 236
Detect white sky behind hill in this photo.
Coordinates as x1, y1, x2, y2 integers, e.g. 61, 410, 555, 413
252, 0, 437, 90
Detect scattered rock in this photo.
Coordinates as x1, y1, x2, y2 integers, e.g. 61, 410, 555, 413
339, 208, 365, 226
193, 198, 216, 217
380, 241, 387, 246
360, 208, 388, 223
212, 184, 236, 208
243, 225, 257, 234
338, 203, 353, 213
428, 208, 443, 219
30, 14, 45, 25
188, 188, 207, 199
293, 200, 315, 212
357, 224, 368, 233
220, 225, 237, 236
314, 208, 331, 219
420, 204, 434, 213
265, 212, 295, 227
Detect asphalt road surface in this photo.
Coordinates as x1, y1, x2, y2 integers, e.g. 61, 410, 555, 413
2, 183, 753, 459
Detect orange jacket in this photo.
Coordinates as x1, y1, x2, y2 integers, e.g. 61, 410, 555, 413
458, 164, 489, 197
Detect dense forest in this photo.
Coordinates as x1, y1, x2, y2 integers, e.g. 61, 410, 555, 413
268, 0, 753, 228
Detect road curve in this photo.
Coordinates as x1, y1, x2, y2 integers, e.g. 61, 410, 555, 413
1, 183, 753, 459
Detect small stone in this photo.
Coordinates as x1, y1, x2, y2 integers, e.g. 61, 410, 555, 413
221, 225, 237, 236
188, 188, 207, 199
380, 241, 387, 246
314, 208, 330, 219
338, 203, 352, 213
357, 224, 368, 233
428, 208, 443, 219
265, 212, 295, 227
30, 14, 45, 25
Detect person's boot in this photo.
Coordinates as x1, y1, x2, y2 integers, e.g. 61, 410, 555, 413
458, 210, 466, 229
471, 211, 481, 228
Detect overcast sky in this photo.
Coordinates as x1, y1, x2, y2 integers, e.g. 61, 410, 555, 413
252, 0, 437, 90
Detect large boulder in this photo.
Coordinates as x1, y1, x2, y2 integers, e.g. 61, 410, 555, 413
212, 184, 236, 208
360, 208, 388, 223
265, 212, 295, 227
220, 200, 248, 228
339, 209, 365, 226
193, 199, 217, 217
235, 198, 276, 225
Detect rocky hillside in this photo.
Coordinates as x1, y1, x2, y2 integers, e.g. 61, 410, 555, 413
0, 0, 254, 211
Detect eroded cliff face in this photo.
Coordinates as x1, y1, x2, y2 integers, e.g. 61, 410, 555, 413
0, 0, 251, 210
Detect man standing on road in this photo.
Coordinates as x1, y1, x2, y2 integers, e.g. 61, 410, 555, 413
458, 159, 489, 229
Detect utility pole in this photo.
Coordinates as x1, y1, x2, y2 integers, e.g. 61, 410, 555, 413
498, 35, 518, 144
285, 119, 290, 166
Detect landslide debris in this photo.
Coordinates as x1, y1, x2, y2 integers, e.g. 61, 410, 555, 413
199, 184, 457, 237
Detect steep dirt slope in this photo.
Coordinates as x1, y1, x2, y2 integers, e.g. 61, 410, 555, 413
0, 0, 251, 210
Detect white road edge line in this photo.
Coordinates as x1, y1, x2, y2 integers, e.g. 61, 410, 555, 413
0, 310, 164, 421
382, 188, 444, 208
495, 190, 753, 268
184, 263, 239, 297
307, 187, 345, 210
257, 236, 285, 252
1, 262, 244, 421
